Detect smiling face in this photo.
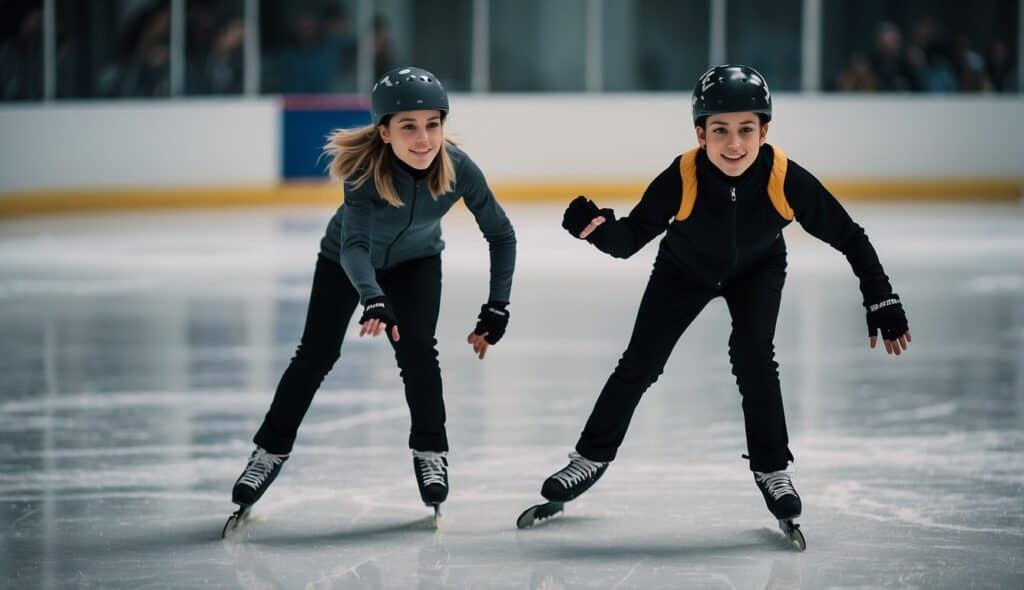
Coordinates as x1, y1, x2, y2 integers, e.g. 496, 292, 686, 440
378, 109, 444, 170
695, 112, 769, 177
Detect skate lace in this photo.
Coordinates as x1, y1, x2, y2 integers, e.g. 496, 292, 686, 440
238, 448, 286, 489
552, 452, 605, 489
754, 470, 796, 500
413, 450, 448, 488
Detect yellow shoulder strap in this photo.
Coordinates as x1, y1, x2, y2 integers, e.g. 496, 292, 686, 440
675, 148, 699, 221
768, 145, 794, 221
677, 146, 794, 221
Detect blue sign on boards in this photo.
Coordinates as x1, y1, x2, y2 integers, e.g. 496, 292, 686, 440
281, 96, 371, 181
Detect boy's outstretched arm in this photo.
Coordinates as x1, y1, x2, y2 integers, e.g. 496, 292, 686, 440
785, 160, 911, 356
562, 158, 681, 259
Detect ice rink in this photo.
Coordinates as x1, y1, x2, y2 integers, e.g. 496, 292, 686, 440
2, 201, 1023, 589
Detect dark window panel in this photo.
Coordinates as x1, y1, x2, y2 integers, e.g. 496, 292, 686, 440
184, 0, 245, 96
727, 0, 802, 91
55, 0, 171, 99
490, 0, 587, 91
603, 0, 711, 91
260, 0, 358, 94
0, 0, 44, 101
407, 0, 472, 91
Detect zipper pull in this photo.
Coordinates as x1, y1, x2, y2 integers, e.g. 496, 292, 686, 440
730, 186, 737, 202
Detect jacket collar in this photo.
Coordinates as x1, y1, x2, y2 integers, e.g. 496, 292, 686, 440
698, 144, 772, 186
389, 148, 430, 181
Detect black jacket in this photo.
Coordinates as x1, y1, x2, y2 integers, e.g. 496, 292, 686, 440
588, 144, 893, 303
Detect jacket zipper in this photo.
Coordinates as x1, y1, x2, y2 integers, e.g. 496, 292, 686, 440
729, 186, 739, 271
382, 181, 418, 268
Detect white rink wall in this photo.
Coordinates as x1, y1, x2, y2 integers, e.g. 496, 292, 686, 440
0, 99, 279, 192
1, 95, 1022, 192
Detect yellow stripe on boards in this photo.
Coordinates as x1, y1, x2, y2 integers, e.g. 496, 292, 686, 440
0, 179, 1019, 219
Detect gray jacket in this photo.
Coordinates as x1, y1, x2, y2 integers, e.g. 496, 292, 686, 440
319, 144, 516, 304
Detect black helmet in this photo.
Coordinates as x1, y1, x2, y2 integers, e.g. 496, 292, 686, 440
691, 64, 771, 126
370, 66, 449, 126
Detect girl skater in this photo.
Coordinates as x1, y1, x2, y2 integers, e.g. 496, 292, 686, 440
529, 65, 910, 546
228, 67, 516, 529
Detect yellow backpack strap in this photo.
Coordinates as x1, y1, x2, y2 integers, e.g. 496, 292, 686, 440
676, 148, 700, 220
768, 145, 795, 221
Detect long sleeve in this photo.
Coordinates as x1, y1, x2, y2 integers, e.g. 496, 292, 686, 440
587, 158, 681, 259
784, 159, 893, 304
460, 156, 516, 303
339, 183, 385, 303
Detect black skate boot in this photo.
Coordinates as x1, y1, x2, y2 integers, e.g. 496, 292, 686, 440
753, 469, 801, 520
223, 446, 288, 538
541, 451, 608, 503
754, 468, 806, 550
232, 447, 289, 506
516, 452, 608, 529
412, 450, 449, 506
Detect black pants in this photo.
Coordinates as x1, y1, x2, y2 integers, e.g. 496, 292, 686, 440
254, 254, 446, 455
576, 251, 794, 472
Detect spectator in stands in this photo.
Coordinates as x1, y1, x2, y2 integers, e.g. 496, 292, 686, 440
373, 15, 397, 78
870, 21, 919, 91
97, 3, 172, 97
323, 4, 357, 91
905, 17, 958, 93
203, 17, 245, 94
837, 52, 877, 92
276, 9, 334, 93
0, 3, 43, 100
953, 34, 993, 92
987, 40, 1016, 92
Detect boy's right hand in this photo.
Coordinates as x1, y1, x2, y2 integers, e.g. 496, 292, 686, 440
562, 196, 613, 240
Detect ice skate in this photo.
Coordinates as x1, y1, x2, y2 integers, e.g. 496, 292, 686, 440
223, 446, 288, 538
412, 450, 448, 527
753, 468, 805, 551
541, 451, 608, 503
517, 451, 608, 529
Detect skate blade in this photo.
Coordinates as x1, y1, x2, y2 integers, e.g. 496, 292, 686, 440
431, 504, 442, 530
516, 501, 564, 529
777, 519, 806, 551
221, 505, 252, 539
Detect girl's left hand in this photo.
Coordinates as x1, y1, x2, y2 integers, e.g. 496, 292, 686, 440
467, 331, 490, 359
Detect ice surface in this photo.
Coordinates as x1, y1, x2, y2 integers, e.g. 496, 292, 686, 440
1, 201, 1022, 589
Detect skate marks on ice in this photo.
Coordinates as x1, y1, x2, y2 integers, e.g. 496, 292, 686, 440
218, 509, 441, 545
222, 490, 442, 543
515, 499, 806, 550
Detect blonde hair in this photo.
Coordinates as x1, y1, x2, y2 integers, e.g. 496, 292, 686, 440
323, 120, 457, 207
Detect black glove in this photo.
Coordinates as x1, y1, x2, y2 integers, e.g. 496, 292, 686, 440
359, 295, 399, 332
865, 293, 909, 341
474, 301, 510, 345
562, 196, 614, 239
